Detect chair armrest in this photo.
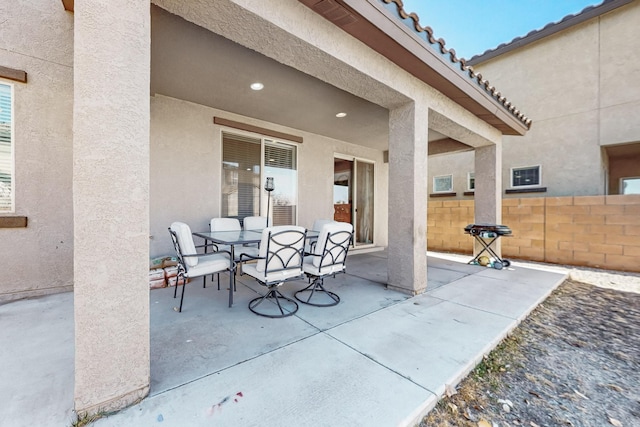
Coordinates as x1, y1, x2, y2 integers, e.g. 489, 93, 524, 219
239, 253, 263, 262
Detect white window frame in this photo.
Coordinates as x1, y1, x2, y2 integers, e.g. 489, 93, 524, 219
510, 165, 541, 188
0, 82, 14, 213
433, 174, 453, 193
467, 172, 475, 191
219, 128, 299, 225
620, 176, 640, 195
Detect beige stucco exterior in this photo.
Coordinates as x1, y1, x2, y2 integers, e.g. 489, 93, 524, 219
429, 0, 640, 198
150, 94, 390, 257
1, 0, 518, 416
0, 0, 74, 301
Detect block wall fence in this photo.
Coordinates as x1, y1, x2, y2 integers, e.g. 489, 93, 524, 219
427, 195, 640, 273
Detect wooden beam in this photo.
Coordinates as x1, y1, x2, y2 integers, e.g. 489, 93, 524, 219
61, 0, 74, 12
0, 216, 28, 228
0, 66, 27, 83
213, 117, 303, 143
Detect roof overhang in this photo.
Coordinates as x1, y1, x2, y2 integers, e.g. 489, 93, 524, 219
299, 0, 530, 136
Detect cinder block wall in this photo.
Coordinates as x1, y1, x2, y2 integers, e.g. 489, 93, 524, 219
427, 195, 640, 273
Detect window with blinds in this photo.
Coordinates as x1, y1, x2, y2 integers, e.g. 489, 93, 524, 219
264, 140, 297, 226
221, 132, 261, 220
0, 83, 13, 212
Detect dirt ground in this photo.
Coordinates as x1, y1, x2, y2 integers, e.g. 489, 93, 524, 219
419, 267, 640, 427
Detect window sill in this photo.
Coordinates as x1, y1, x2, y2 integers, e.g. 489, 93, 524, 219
463, 191, 474, 196
505, 187, 547, 194
429, 192, 457, 198
0, 216, 28, 228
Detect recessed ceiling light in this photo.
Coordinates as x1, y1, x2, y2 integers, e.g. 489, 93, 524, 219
250, 82, 264, 91
336, 112, 347, 118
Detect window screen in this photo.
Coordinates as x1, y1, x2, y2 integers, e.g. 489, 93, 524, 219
434, 175, 453, 192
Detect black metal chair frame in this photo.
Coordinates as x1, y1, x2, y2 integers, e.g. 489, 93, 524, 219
169, 228, 234, 312
240, 228, 306, 318
295, 229, 352, 307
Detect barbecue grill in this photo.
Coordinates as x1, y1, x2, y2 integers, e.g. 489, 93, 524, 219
464, 223, 512, 270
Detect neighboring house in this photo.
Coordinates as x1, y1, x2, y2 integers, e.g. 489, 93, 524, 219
0, 0, 529, 416
428, 0, 640, 198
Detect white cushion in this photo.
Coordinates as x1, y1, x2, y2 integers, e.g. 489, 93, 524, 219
303, 256, 345, 276
170, 222, 198, 268
255, 225, 306, 273
243, 262, 303, 284
312, 219, 333, 231
185, 253, 230, 278
243, 216, 267, 230
310, 222, 353, 268
210, 218, 241, 232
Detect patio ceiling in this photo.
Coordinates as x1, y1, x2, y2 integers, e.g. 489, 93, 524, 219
151, 6, 395, 150
151, 6, 456, 151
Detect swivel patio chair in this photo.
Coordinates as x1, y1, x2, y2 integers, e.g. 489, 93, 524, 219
169, 222, 233, 312
296, 221, 353, 307
240, 225, 306, 318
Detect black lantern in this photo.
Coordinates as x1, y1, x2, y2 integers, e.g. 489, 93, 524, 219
265, 177, 274, 226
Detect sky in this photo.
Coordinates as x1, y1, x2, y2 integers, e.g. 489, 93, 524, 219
400, 0, 604, 59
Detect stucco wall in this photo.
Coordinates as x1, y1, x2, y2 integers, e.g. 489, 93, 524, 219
150, 95, 389, 258
430, 1, 640, 198
0, 0, 74, 300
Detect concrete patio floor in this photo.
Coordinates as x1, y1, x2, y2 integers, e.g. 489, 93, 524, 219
0, 251, 566, 427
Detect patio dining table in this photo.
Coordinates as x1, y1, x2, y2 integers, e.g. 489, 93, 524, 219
192, 228, 319, 307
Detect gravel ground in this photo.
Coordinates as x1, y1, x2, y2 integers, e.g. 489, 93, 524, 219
419, 262, 640, 427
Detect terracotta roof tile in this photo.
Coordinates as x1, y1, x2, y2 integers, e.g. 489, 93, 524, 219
381, 0, 532, 129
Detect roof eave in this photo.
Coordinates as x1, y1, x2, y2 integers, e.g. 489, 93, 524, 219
300, 0, 529, 135
468, 0, 633, 65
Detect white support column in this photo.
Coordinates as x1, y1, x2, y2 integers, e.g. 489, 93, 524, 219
387, 102, 429, 295
474, 141, 503, 256
73, 0, 150, 415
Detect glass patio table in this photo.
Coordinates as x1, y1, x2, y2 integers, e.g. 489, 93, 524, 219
192, 228, 319, 307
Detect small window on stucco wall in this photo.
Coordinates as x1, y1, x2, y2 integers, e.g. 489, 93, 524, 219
467, 172, 475, 191
433, 174, 453, 193
511, 165, 541, 188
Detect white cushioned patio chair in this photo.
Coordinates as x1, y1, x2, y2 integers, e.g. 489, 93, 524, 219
169, 222, 233, 312
295, 221, 353, 307
242, 216, 267, 230
240, 225, 306, 318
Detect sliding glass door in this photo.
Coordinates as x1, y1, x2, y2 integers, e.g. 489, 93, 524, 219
334, 156, 374, 246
